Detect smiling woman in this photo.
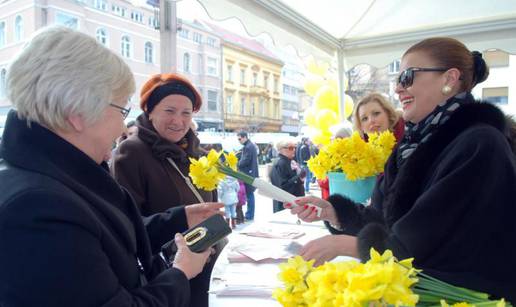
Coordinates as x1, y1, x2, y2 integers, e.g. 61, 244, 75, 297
286, 37, 516, 303
111, 72, 223, 307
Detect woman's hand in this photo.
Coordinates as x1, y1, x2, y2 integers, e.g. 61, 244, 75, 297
284, 196, 338, 225
299, 234, 358, 267
172, 233, 213, 279
185, 202, 224, 228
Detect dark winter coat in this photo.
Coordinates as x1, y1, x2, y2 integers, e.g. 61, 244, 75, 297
111, 113, 218, 307
327, 101, 516, 302
112, 113, 216, 216
269, 154, 305, 209
0, 110, 190, 306
237, 139, 259, 192
299, 143, 311, 165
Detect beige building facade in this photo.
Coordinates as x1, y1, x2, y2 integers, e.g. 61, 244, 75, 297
206, 23, 283, 133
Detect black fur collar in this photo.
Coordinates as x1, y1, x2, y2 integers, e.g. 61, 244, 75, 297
383, 101, 509, 228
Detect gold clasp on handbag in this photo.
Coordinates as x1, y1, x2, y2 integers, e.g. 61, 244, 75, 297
184, 227, 207, 246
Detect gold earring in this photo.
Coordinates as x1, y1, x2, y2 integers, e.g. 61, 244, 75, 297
441, 85, 452, 95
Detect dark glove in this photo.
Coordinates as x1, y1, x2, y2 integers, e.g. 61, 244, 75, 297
299, 169, 307, 179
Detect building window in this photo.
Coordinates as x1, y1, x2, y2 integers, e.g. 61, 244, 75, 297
259, 98, 265, 116
183, 53, 190, 72
227, 65, 233, 82
226, 95, 233, 113
178, 28, 189, 39
94, 0, 107, 10
131, 11, 144, 23
193, 32, 202, 44
56, 12, 78, 29
274, 100, 279, 118
484, 50, 510, 67
250, 97, 256, 115
389, 60, 400, 74
253, 73, 258, 86
207, 57, 217, 76
240, 97, 246, 115
263, 75, 269, 89
0, 68, 6, 99
112, 5, 127, 17
96, 28, 108, 46
207, 90, 218, 111
148, 16, 158, 29
14, 15, 23, 42
206, 37, 216, 47
144, 41, 153, 63
0, 22, 5, 47
483, 87, 509, 105
240, 68, 246, 84
121, 35, 131, 58
274, 77, 279, 92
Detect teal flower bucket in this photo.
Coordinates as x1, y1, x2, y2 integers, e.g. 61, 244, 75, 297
327, 172, 376, 204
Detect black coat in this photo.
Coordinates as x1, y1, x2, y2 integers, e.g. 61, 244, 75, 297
269, 154, 305, 209
0, 111, 191, 306
326, 101, 516, 302
237, 139, 259, 192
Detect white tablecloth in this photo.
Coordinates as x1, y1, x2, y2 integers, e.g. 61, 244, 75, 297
208, 209, 342, 306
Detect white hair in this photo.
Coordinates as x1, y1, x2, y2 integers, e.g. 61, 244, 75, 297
7, 26, 135, 130
275, 137, 297, 151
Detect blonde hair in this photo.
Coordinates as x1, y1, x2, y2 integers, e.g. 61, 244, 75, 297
352, 93, 399, 135
7, 26, 135, 131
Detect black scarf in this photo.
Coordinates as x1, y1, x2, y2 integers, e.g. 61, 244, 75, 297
135, 112, 202, 163
396, 92, 472, 168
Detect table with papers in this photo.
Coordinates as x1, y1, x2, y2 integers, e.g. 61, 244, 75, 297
208, 209, 353, 306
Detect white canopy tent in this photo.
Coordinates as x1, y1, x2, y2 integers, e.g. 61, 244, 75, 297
193, 0, 516, 111
196, 0, 516, 66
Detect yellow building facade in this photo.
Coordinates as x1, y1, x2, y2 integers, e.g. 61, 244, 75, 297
221, 43, 283, 132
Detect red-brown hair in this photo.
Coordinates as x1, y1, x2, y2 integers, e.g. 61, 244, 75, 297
403, 37, 489, 92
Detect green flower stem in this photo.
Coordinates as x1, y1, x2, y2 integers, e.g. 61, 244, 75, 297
216, 163, 254, 185
415, 288, 483, 303
415, 273, 489, 302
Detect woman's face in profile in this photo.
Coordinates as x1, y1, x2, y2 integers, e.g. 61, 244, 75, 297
358, 101, 390, 134
149, 94, 193, 143
395, 51, 448, 124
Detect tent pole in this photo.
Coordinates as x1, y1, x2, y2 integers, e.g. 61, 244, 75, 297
160, 0, 177, 73
337, 48, 347, 120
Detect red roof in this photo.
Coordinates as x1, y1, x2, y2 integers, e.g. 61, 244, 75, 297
202, 21, 282, 63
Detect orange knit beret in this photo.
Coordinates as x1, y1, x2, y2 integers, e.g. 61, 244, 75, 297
139, 73, 202, 113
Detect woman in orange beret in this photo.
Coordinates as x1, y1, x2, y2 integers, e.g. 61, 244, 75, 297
111, 73, 223, 307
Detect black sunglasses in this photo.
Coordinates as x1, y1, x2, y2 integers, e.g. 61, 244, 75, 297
109, 103, 131, 119
397, 67, 449, 89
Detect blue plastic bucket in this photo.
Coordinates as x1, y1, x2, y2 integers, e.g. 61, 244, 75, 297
327, 172, 376, 204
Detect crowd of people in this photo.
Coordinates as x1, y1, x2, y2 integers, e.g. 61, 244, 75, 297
0, 25, 514, 306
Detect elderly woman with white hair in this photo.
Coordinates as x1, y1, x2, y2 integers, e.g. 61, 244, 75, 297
0, 26, 217, 306
269, 138, 305, 213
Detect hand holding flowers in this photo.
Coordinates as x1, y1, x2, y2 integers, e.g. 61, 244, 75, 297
189, 150, 322, 216
285, 195, 337, 224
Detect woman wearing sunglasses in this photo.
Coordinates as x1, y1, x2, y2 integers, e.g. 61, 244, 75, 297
269, 139, 306, 213
286, 37, 516, 301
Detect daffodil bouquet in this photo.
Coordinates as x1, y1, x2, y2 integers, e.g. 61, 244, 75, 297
189, 149, 322, 216
273, 249, 509, 307
307, 131, 396, 181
